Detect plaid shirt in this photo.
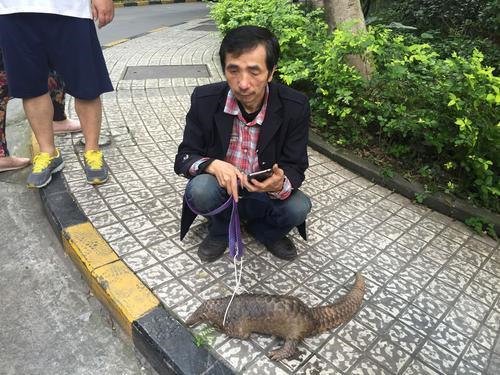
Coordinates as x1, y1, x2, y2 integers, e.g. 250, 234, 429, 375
190, 86, 292, 200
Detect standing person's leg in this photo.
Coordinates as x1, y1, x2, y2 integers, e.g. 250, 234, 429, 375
23, 94, 55, 155
0, 14, 64, 186
75, 97, 101, 152
0, 67, 30, 171
47, 16, 113, 185
49, 71, 81, 134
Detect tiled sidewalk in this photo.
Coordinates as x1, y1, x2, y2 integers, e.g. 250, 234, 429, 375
57, 19, 499, 374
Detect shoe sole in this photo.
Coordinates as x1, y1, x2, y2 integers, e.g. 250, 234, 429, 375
87, 175, 109, 185
27, 161, 65, 188
197, 250, 225, 262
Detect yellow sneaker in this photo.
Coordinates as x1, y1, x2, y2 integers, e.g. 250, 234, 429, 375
27, 149, 64, 188
83, 150, 108, 185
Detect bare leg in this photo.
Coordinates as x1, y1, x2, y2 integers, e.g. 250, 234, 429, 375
75, 97, 101, 152
23, 93, 56, 155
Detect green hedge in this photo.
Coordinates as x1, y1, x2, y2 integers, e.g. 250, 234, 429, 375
211, 0, 500, 212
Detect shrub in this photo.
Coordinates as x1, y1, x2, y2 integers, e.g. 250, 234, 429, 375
210, 0, 500, 211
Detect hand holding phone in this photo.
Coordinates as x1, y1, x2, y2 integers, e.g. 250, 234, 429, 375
247, 168, 273, 182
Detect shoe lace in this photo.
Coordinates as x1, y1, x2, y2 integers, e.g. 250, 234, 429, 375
84, 150, 103, 170
32, 152, 53, 173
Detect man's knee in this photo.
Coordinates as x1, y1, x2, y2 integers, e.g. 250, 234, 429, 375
280, 190, 312, 226
185, 174, 226, 213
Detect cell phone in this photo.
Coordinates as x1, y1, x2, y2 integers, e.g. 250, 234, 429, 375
247, 168, 273, 182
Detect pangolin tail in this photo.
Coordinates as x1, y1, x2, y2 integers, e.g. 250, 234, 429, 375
309, 273, 365, 335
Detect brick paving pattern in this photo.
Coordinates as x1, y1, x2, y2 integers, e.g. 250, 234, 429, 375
56, 19, 499, 374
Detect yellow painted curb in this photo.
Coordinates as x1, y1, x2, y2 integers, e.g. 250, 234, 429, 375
63, 222, 159, 336
148, 26, 168, 33
63, 222, 119, 272
90, 261, 160, 336
102, 38, 130, 48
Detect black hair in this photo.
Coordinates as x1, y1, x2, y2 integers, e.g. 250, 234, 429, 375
219, 25, 280, 74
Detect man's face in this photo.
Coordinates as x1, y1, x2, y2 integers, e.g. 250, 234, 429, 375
224, 44, 275, 113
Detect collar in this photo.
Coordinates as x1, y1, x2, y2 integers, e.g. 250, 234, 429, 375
223, 85, 269, 126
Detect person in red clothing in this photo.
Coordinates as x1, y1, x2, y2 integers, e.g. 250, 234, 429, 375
174, 26, 312, 262
0, 54, 80, 172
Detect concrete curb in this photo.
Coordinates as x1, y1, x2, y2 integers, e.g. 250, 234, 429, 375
308, 130, 500, 237
114, 0, 202, 8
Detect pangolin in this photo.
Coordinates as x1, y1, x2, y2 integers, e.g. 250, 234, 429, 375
186, 273, 365, 360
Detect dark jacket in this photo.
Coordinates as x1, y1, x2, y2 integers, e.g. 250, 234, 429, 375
174, 81, 310, 240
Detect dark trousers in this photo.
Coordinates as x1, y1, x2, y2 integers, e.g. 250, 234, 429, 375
185, 174, 312, 245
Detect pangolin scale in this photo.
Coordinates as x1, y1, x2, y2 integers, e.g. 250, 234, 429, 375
186, 273, 365, 360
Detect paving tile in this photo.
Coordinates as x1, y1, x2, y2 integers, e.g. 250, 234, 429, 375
398, 266, 433, 288
402, 359, 440, 374
412, 291, 449, 319
408, 255, 441, 276
454, 293, 490, 321
474, 269, 500, 292
462, 341, 490, 372
436, 266, 471, 289
384, 215, 414, 231
485, 309, 500, 331
397, 234, 427, 253
443, 308, 481, 338
156, 278, 193, 308
487, 353, 500, 375
474, 324, 498, 352
399, 305, 437, 334
356, 304, 394, 332
318, 336, 361, 372
165, 252, 201, 278
295, 354, 341, 374
350, 357, 390, 375
99, 222, 129, 242
386, 321, 425, 354
112, 203, 144, 221
337, 320, 377, 351
137, 263, 173, 288
371, 289, 408, 317
385, 277, 421, 302
179, 268, 217, 294
454, 360, 484, 375
417, 218, 447, 234
408, 225, 436, 243
430, 322, 469, 355
353, 214, 383, 230
370, 338, 411, 373
425, 278, 461, 303
242, 356, 288, 375
418, 339, 458, 374
360, 268, 390, 296
122, 249, 158, 272
215, 339, 262, 373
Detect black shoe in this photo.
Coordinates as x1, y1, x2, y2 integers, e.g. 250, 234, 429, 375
265, 237, 297, 260
197, 236, 228, 262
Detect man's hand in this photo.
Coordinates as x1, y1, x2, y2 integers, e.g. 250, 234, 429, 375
242, 164, 284, 193
92, 0, 115, 28
205, 160, 244, 202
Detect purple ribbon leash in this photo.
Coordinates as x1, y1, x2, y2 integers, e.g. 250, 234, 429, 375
185, 195, 244, 260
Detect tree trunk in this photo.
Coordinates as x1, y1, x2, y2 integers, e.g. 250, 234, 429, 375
323, 0, 373, 79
